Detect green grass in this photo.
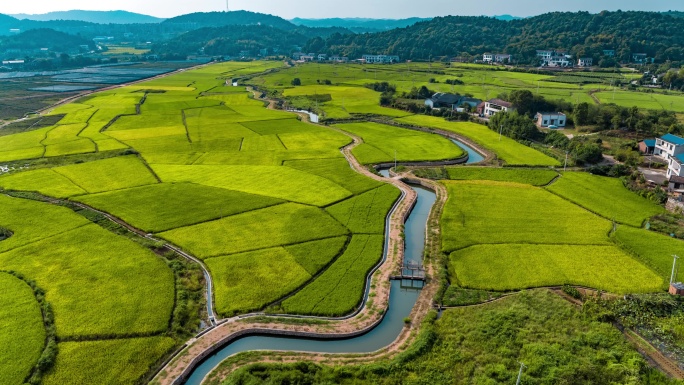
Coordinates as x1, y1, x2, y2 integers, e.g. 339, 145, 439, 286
74, 183, 284, 233
0, 168, 86, 197
159, 203, 349, 260
207, 247, 314, 316
546, 172, 665, 227
441, 286, 502, 307
53, 155, 159, 194
281, 235, 383, 316
41, 337, 176, 385
152, 164, 353, 206
613, 226, 684, 285
441, 180, 612, 252
443, 167, 558, 186
396, 115, 559, 166
325, 184, 400, 234
450, 244, 663, 294
336, 122, 465, 164
0, 273, 45, 385
222, 290, 666, 385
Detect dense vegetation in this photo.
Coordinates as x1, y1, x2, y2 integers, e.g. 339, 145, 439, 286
0, 28, 93, 52
222, 291, 674, 385
311, 11, 684, 64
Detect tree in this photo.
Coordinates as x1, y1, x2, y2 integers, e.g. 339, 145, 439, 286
509, 90, 535, 117
291, 78, 301, 86
574, 102, 590, 126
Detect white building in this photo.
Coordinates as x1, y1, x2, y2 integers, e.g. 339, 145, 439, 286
656, 134, 684, 164
577, 58, 593, 67
484, 99, 514, 117
535, 112, 567, 128
483, 53, 512, 63
668, 155, 684, 179
362, 55, 400, 64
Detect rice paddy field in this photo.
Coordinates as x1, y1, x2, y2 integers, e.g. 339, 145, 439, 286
0, 60, 437, 383
335, 122, 465, 164
441, 178, 667, 294
546, 172, 665, 227
0, 58, 681, 384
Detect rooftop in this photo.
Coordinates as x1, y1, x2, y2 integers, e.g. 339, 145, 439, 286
537, 112, 566, 116
661, 133, 684, 146
670, 175, 684, 184
671, 282, 684, 290
487, 99, 513, 108
642, 139, 656, 147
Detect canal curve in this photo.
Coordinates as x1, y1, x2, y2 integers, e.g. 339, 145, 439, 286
181, 184, 436, 385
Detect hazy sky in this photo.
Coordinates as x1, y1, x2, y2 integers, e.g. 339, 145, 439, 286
4, 0, 684, 19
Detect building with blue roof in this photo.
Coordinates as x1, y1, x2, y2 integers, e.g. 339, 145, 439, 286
656, 134, 684, 161
639, 139, 656, 154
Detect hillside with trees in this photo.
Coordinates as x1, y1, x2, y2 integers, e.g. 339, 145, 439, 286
0, 28, 94, 52
310, 11, 684, 64
152, 25, 309, 57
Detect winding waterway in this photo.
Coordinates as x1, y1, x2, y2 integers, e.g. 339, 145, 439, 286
182, 184, 435, 385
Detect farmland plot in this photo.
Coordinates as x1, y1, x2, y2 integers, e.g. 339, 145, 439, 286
159, 203, 349, 259
336, 122, 465, 164
444, 167, 558, 186
0, 273, 45, 385
74, 183, 284, 233
326, 184, 400, 234
450, 244, 663, 293
547, 172, 664, 227
281, 235, 384, 316
441, 180, 612, 252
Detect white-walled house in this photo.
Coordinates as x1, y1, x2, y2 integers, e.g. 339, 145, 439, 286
362, 55, 400, 64
577, 58, 593, 67
655, 134, 684, 161
483, 53, 512, 63
535, 112, 567, 128
484, 99, 514, 117
668, 154, 684, 179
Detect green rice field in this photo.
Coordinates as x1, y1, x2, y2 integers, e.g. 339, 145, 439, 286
450, 244, 663, 293
444, 167, 558, 186
0, 273, 45, 385
546, 172, 665, 227
1, 58, 681, 384
335, 122, 465, 164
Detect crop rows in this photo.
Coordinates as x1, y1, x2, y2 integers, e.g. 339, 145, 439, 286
281, 235, 384, 316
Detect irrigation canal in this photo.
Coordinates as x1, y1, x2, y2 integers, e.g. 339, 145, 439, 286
182, 183, 434, 385
181, 137, 478, 385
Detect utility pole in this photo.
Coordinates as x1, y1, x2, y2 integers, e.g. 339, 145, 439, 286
226, 0, 229, 12
564, 151, 569, 171
394, 149, 397, 172
671, 255, 680, 285
516, 362, 526, 385
499, 125, 503, 141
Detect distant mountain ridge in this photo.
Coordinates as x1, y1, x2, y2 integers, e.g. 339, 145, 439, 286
9, 10, 164, 24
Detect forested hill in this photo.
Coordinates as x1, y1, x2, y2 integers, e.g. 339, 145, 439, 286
164, 11, 296, 30
163, 11, 351, 39
153, 25, 309, 57
0, 29, 94, 51
311, 11, 684, 63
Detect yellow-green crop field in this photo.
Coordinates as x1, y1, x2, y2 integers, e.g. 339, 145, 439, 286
547, 172, 665, 227
336, 122, 465, 164
0, 60, 438, 383
0, 273, 45, 385
0, 58, 679, 383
